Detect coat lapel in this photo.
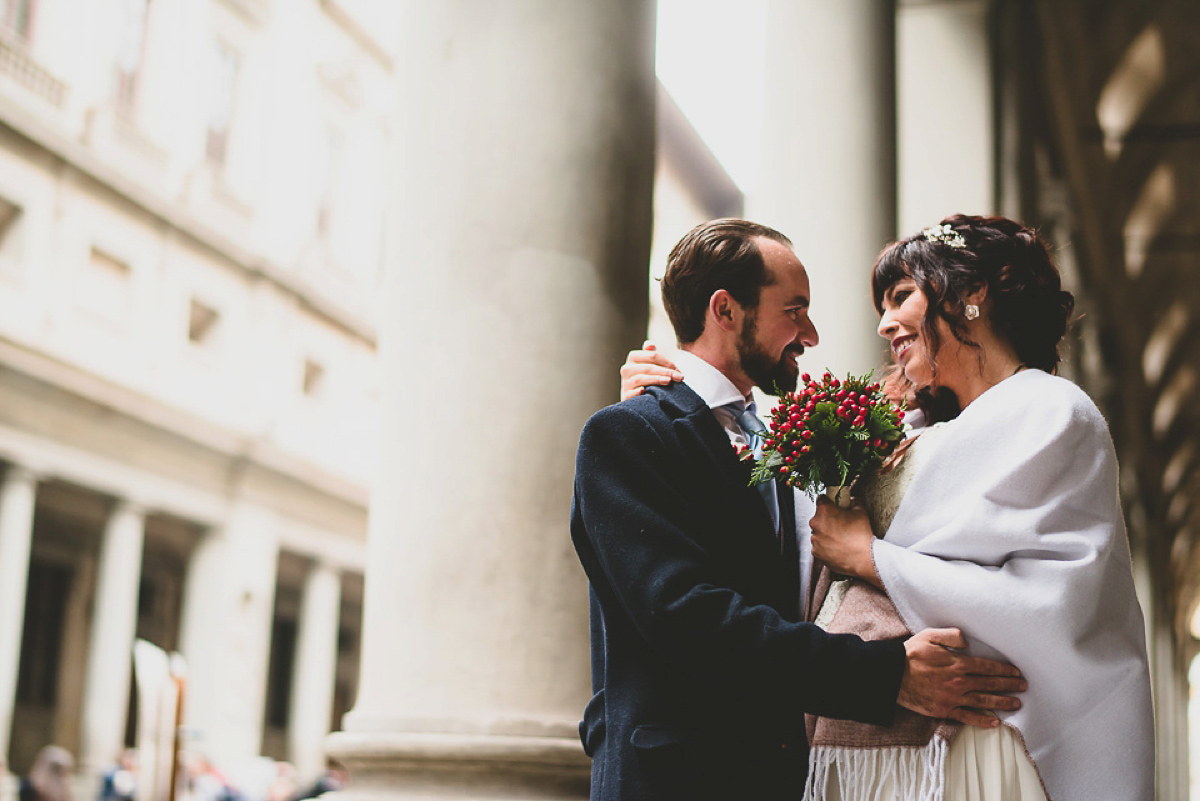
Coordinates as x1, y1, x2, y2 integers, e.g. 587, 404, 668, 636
656, 383, 778, 547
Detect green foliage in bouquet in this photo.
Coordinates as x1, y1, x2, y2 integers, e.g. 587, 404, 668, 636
748, 371, 907, 495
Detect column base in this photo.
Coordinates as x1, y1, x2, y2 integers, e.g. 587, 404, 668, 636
325, 731, 589, 801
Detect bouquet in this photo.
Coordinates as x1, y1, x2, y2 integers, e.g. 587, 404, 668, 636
748, 371, 907, 504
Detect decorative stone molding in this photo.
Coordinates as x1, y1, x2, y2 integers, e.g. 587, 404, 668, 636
0, 31, 65, 108
318, 1, 393, 72
215, 0, 270, 27
0, 92, 378, 346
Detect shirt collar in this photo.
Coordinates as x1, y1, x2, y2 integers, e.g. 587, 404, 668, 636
673, 350, 749, 411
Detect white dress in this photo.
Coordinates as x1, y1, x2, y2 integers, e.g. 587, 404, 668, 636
815, 422, 1048, 801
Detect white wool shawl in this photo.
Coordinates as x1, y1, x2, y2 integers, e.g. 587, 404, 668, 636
871, 369, 1154, 801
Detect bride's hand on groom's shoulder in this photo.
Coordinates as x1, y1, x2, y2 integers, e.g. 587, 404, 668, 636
619, 340, 683, 400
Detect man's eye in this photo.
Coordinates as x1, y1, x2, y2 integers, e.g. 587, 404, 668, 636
893, 290, 910, 303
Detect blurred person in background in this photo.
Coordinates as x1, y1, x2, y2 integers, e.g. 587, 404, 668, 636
18, 747, 73, 801
286, 761, 346, 801
264, 762, 295, 801
97, 749, 136, 801
184, 756, 241, 801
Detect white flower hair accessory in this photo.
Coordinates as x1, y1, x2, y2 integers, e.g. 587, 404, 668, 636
922, 223, 966, 249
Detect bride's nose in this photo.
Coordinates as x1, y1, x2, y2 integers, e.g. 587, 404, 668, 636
877, 310, 898, 339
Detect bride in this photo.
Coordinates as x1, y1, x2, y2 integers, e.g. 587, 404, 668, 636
621, 215, 1154, 800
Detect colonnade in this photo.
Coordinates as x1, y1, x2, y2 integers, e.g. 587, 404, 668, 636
0, 468, 150, 776
0, 462, 350, 784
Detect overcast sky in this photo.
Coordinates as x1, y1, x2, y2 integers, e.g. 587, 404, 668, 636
367, 2, 765, 193
655, 0, 767, 193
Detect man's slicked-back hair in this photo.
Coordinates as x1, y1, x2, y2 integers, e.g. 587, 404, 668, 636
660, 218, 792, 344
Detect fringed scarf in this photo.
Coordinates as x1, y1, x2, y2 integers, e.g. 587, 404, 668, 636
804, 571, 959, 801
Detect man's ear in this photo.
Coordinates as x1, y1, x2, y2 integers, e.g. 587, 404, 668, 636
708, 289, 742, 333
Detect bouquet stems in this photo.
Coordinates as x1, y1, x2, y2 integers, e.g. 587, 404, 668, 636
825, 484, 853, 508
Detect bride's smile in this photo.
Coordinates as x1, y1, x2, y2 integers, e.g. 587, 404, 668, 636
891, 334, 916, 361
877, 277, 933, 386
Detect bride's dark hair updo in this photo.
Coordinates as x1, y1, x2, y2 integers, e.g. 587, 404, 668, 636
871, 214, 1076, 421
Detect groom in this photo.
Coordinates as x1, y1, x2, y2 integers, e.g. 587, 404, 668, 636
570, 219, 1026, 800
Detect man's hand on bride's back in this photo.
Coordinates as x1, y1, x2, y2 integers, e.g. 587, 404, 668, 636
898, 628, 1026, 728
620, 340, 683, 400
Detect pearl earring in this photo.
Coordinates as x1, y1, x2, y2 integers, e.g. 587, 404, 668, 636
965, 304, 980, 321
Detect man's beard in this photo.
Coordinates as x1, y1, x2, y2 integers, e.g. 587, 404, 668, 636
737, 310, 801, 395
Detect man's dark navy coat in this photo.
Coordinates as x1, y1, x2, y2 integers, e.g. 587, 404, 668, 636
570, 382, 906, 801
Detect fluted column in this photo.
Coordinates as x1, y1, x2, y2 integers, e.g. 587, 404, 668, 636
326, 2, 656, 799
289, 563, 341, 782
751, 0, 897, 376
0, 466, 37, 766
81, 501, 146, 775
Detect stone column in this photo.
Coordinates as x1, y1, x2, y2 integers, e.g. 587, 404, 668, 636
750, 0, 897, 377
81, 501, 146, 776
178, 504, 280, 769
0, 466, 37, 766
896, 0, 995, 232
326, 2, 656, 799
288, 563, 341, 782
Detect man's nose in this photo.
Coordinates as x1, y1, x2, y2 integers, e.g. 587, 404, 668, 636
798, 318, 819, 348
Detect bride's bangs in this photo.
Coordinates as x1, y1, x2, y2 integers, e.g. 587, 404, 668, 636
871, 239, 916, 312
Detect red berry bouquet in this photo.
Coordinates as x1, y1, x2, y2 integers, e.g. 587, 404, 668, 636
748, 371, 907, 504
